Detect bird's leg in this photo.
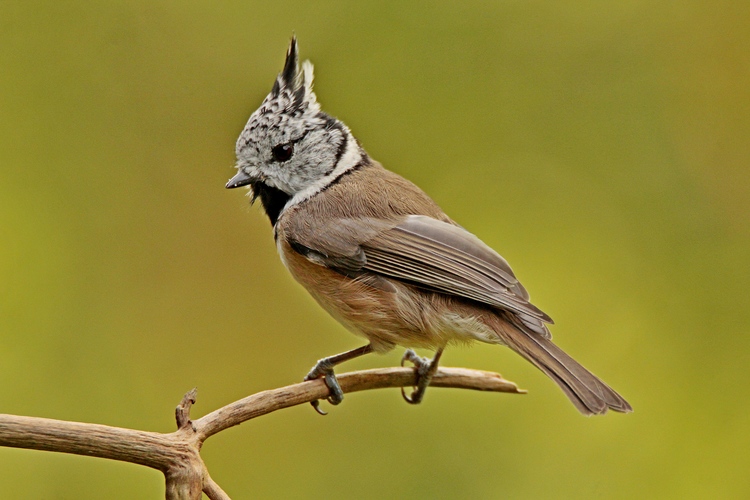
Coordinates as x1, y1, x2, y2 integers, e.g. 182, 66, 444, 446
400, 347, 445, 404
304, 344, 374, 415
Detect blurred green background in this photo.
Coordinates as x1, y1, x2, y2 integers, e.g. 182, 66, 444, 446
1, 1, 748, 498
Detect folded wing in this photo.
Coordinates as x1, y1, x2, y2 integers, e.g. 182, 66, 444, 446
287, 214, 553, 337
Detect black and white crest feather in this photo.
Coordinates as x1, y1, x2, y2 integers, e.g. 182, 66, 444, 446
235, 37, 324, 156
231, 36, 364, 223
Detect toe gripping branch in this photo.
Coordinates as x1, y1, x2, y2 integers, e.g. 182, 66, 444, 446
400, 348, 445, 405
303, 344, 374, 415
304, 358, 345, 415
303, 345, 445, 414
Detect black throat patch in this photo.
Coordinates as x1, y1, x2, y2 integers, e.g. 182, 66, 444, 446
251, 182, 291, 226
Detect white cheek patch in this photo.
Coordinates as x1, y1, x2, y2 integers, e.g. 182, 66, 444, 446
262, 169, 289, 193
284, 130, 362, 210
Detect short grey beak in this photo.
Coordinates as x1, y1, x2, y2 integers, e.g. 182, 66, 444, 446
226, 170, 253, 189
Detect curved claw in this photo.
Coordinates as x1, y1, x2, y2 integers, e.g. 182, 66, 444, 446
305, 360, 344, 414
302, 345, 374, 415
311, 399, 328, 416
400, 386, 416, 404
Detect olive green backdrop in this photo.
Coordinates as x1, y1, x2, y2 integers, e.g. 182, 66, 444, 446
1, 1, 748, 498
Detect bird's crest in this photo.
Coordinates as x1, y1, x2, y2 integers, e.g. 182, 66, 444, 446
236, 36, 323, 155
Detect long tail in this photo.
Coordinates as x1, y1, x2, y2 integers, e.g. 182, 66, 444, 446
498, 323, 632, 415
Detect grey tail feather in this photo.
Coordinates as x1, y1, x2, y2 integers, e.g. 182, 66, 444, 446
501, 324, 632, 415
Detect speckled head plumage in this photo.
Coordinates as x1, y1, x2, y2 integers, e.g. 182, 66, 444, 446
235, 37, 323, 157
228, 37, 364, 222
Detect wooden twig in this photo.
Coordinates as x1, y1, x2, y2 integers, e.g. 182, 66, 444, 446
0, 366, 524, 499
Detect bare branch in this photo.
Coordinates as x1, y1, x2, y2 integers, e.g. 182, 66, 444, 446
176, 388, 198, 430
0, 366, 523, 499
202, 472, 231, 500
0, 415, 189, 471
194, 367, 524, 439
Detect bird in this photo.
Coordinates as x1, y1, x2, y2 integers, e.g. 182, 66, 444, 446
226, 36, 632, 416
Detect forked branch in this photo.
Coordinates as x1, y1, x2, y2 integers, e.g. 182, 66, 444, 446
0, 366, 524, 499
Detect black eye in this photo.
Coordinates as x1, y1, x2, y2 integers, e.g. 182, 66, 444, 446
271, 142, 293, 162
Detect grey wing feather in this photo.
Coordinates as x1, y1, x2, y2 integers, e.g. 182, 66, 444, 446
287, 214, 553, 334
285, 217, 392, 274
362, 216, 553, 326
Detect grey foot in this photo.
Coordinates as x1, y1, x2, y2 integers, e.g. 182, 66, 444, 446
400, 348, 443, 404
302, 345, 375, 415
304, 359, 344, 416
